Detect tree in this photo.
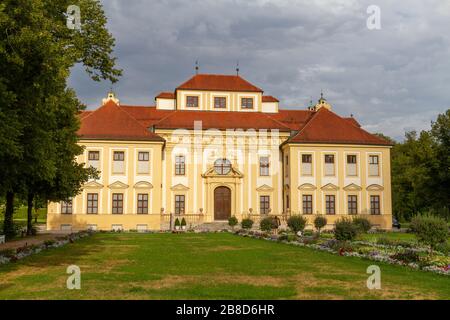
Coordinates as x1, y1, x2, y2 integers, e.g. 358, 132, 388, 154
389, 110, 450, 221
313, 216, 327, 235
0, 0, 121, 238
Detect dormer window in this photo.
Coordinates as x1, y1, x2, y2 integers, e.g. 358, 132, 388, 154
186, 96, 199, 108
214, 97, 226, 109
241, 98, 253, 109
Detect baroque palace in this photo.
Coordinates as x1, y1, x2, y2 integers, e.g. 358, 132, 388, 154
47, 73, 393, 231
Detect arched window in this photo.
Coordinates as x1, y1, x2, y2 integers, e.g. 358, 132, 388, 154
214, 158, 232, 175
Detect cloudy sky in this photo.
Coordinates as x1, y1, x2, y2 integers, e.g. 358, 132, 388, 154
69, 0, 450, 140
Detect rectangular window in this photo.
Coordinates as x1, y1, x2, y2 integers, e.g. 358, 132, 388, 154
88, 151, 100, 170
88, 151, 100, 161
346, 154, 357, 176
348, 195, 358, 214
324, 154, 335, 176
137, 194, 148, 214
138, 151, 149, 161
175, 195, 185, 214
137, 151, 150, 174
301, 154, 313, 176
285, 155, 289, 177
369, 155, 380, 176
259, 156, 270, 176
61, 200, 72, 214
112, 193, 123, 214
302, 195, 313, 214
113, 151, 124, 161
186, 96, 199, 108
370, 195, 380, 215
214, 97, 226, 108
175, 155, 185, 175
113, 151, 125, 173
325, 195, 335, 215
87, 193, 98, 214
241, 97, 253, 109
260, 196, 270, 214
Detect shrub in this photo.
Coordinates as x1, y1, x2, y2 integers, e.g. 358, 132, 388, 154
390, 250, 420, 264
334, 218, 358, 241
410, 214, 448, 251
228, 216, 238, 228
44, 240, 56, 247
352, 217, 372, 233
314, 216, 327, 234
174, 218, 180, 227
287, 215, 307, 233
241, 218, 254, 229
180, 218, 187, 227
260, 217, 277, 232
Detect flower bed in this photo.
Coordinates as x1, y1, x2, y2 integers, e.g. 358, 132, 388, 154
0, 230, 93, 265
234, 229, 450, 276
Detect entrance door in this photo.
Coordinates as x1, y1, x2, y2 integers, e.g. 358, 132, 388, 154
214, 186, 231, 220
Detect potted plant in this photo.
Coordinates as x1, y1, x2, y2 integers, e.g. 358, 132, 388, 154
174, 218, 181, 231
181, 218, 187, 230
228, 216, 238, 230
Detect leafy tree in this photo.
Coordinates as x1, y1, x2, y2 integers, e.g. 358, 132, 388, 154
313, 216, 327, 234
0, 0, 121, 238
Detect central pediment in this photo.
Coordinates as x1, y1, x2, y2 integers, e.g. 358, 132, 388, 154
202, 166, 243, 178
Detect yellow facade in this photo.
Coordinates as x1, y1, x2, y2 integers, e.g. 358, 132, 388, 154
47, 75, 393, 231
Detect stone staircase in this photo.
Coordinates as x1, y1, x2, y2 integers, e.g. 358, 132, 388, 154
193, 222, 232, 232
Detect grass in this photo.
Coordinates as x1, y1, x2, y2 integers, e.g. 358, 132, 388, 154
357, 231, 450, 245
0, 207, 47, 232
0, 232, 449, 300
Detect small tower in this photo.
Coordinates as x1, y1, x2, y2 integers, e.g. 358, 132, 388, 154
102, 90, 120, 105
313, 91, 331, 111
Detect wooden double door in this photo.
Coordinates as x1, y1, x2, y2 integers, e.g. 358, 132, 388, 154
214, 186, 231, 220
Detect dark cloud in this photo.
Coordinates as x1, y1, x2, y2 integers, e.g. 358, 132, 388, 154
68, 0, 450, 140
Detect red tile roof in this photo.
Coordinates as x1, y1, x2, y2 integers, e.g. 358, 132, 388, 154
78, 99, 389, 146
262, 95, 279, 103
344, 117, 361, 127
120, 106, 174, 127
78, 101, 164, 142
151, 110, 292, 131
288, 108, 392, 145
269, 110, 315, 130
155, 92, 175, 99
176, 74, 263, 92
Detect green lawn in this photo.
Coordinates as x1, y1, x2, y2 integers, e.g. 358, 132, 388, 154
0, 207, 47, 230
0, 233, 449, 300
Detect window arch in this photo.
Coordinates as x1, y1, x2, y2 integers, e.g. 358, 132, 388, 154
214, 158, 232, 175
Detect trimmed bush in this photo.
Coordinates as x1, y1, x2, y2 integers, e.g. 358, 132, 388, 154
410, 214, 448, 251
260, 217, 277, 232
314, 216, 327, 234
287, 215, 307, 233
352, 217, 372, 233
241, 218, 254, 229
334, 218, 358, 241
174, 218, 180, 228
228, 216, 238, 228
181, 218, 187, 227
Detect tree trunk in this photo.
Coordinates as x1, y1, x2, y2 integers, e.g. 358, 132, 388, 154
3, 191, 15, 240
27, 193, 34, 236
